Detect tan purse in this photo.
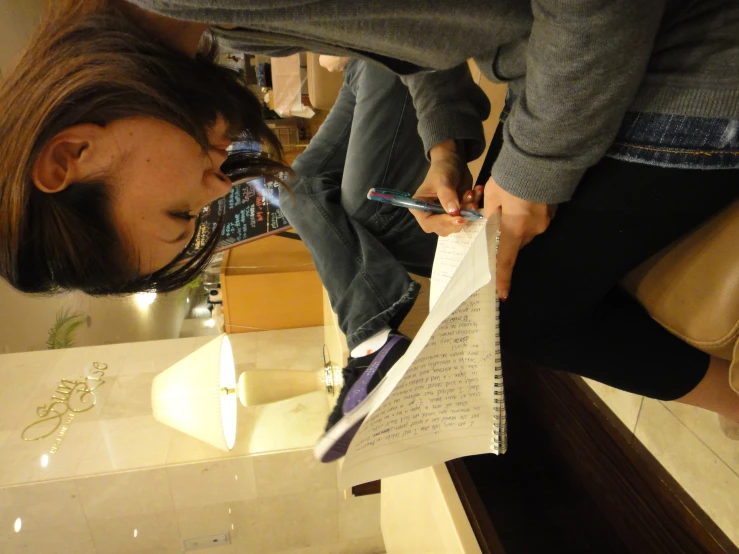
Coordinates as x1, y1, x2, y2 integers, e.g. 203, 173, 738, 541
621, 199, 739, 391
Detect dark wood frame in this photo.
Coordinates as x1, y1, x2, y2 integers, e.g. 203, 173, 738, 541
447, 358, 738, 554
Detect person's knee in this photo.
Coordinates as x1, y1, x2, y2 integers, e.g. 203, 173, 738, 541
278, 180, 307, 223
278, 174, 341, 231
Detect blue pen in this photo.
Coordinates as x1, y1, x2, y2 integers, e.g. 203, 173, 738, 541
367, 188, 484, 221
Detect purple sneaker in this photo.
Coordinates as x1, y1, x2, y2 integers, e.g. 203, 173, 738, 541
315, 333, 411, 463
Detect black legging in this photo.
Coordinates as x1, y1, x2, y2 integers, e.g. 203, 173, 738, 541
478, 126, 739, 400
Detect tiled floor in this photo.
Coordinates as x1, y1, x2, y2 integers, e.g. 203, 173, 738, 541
582, 379, 739, 547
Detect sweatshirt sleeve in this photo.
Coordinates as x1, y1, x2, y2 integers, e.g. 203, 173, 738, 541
492, 0, 666, 204
401, 64, 491, 162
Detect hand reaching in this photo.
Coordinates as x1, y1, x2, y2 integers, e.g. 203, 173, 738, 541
410, 140, 473, 237
483, 177, 552, 300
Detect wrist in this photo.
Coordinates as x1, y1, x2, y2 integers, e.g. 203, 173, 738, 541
429, 139, 457, 161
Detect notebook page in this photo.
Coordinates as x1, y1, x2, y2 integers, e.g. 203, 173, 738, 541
432, 215, 508, 455
430, 217, 489, 310
338, 217, 501, 488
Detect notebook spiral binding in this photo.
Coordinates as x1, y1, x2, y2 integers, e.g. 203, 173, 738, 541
491, 229, 508, 455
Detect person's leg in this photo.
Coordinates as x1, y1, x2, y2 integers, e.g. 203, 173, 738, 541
482, 124, 739, 413
285, 61, 441, 461
283, 61, 434, 351
288, 65, 354, 178
282, 173, 421, 350
338, 60, 436, 278
677, 357, 739, 421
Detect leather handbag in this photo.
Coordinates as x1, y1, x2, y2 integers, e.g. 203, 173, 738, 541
622, 199, 739, 392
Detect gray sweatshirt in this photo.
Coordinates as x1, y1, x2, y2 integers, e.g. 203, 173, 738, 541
129, 0, 739, 204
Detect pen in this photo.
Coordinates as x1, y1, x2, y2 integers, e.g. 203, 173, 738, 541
367, 188, 484, 221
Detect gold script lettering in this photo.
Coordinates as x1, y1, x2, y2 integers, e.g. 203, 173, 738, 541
21, 362, 108, 442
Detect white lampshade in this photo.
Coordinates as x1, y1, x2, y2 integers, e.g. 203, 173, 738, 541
151, 334, 237, 451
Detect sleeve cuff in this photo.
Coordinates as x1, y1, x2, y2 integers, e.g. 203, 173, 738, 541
491, 139, 586, 204
419, 111, 487, 163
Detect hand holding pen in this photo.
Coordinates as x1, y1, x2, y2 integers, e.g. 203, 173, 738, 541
407, 141, 479, 236
367, 188, 483, 221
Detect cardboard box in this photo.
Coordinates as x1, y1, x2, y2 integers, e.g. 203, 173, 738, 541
220, 235, 324, 332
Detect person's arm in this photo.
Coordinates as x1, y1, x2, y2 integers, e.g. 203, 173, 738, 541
114, 0, 208, 56
401, 64, 491, 164
493, 0, 666, 203
486, 0, 667, 300
400, 64, 491, 236
319, 55, 352, 73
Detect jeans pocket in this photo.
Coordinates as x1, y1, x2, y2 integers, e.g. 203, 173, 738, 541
366, 204, 409, 237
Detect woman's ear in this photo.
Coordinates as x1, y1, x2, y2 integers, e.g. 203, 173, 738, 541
32, 124, 103, 193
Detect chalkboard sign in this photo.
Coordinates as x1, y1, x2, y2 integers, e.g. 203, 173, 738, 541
185, 145, 292, 257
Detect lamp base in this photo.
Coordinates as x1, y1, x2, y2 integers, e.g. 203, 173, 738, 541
321, 363, 343, 397
237, 368, 340, 407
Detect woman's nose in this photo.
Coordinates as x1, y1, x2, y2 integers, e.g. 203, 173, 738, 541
210, 147, 229, 168
201, 149, 232, 201
202, 170, 233, 205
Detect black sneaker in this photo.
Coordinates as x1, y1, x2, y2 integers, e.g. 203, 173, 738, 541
315, 333, 411, 463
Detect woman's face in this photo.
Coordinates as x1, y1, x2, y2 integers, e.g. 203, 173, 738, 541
105, 117, 233, 273
34, 116, 234, 274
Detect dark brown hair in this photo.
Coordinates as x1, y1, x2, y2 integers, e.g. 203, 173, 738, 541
0, 0, 286, 295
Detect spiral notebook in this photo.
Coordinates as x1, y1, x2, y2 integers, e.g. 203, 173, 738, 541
338, 215, 507, 489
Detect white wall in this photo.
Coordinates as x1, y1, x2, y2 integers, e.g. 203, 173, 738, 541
0, 330, 330, 488
0, 331, 384, 554
0, 0, 47, 75
0, 279, 192, 353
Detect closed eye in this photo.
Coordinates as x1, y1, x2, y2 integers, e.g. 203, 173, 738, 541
171, 211, 197, 222
165, 211, 200, 245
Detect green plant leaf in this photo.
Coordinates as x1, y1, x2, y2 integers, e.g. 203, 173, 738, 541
46, 306, 85, 349
177, 273, 205, 302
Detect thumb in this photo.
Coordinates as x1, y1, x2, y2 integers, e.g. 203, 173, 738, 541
435, 180, 461, 216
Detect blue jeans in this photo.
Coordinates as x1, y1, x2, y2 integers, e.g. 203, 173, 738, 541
502, 90, 739, 170
280, 60, 436, 350
608, 112, 739, 169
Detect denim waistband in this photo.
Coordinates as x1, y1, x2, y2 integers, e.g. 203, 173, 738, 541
608, 112, 739, 170
502, 90, 739, 170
